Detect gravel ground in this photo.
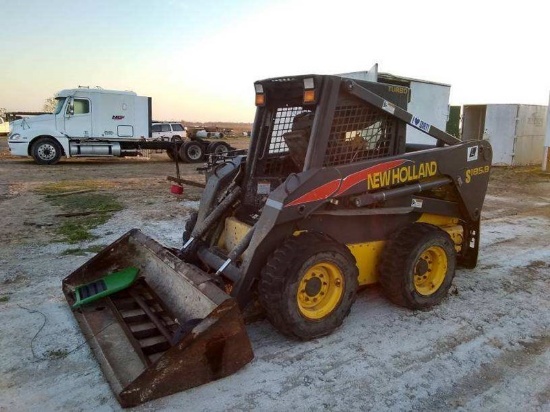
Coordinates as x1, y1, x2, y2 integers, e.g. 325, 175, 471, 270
0, 139, 549, 411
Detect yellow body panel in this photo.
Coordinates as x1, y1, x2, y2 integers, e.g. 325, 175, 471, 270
220, 216, 252, 253
347, 214, 463, 286
221, 213, 463, 287
416, 214, 458, 226
347, 241, 385, 286
441, 225, 464, 252
417, 214, 463, 252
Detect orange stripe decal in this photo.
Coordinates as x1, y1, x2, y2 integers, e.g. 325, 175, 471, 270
285, 159, 409, 208
286, 179, 341, 207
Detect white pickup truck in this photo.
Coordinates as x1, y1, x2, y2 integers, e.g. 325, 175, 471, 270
7, 87, 173, 164
0, 118, 9, 136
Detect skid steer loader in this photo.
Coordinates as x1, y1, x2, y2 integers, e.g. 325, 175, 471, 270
63, 74, 492, 407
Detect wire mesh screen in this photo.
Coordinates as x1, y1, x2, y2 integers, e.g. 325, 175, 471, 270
268, 107, 305, 154
324, 105, 397, 167
262, 156, 288, 176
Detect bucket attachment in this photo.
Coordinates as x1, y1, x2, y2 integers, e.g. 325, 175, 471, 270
62, 229, 254, 408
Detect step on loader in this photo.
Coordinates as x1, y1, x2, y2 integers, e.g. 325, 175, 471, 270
63, 74, 492, 407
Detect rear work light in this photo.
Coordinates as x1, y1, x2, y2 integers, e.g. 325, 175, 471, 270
254, 83, 265, 106
303, 78, 316, 104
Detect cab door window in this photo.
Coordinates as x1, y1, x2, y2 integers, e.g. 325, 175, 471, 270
74, 99, 90, 114
67, 99, 90, 115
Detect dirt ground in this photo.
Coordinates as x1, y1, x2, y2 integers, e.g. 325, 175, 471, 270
0, 137, 549, 411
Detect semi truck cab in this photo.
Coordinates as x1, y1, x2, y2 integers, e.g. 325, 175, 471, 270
8, 87, 152, 164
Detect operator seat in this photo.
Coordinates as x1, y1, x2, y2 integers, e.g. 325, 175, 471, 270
283, 111, 314, 170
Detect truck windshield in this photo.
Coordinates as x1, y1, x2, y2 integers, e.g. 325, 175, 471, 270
54, 98, 66, 115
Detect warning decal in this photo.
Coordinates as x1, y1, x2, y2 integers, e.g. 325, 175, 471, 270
467, 146, 479, 162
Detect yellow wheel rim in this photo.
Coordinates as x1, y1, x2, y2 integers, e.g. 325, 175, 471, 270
413, 246, 447, 296
297, 262, 344, 320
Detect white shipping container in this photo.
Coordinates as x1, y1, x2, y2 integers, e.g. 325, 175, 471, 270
462, 104, 547, 166
543, 93, 550, 171
403, 80, 451, 145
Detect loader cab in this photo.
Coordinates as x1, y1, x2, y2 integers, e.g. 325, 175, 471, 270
242, 74, 409, 217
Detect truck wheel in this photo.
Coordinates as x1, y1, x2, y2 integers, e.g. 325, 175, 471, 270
207, 141, 230, 156
166, 148, 176, 161
179, 141, 204, 163
258, 233, 358, 340
32, 137, 62, 165
378, 223, 456, 310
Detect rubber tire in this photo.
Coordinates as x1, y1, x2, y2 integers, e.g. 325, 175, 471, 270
166, 148, 177, 161
258, 232, 358, 340
32, 137, 62, 165
171, 135, 182, 142
207, 141, 230, 156
378, 223, 456, 310
182, 211, 198, 244
179, 141, 204, 163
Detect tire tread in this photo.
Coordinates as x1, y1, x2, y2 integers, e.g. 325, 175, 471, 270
378, 223, 456, 310
258, 232, 358, 340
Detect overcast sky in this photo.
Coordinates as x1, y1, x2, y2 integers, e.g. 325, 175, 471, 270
1, 0, 548, 122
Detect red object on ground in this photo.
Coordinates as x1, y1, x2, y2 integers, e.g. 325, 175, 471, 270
170, 183, 184, 195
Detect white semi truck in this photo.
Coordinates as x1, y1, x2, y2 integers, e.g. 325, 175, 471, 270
7, 87, 227, 164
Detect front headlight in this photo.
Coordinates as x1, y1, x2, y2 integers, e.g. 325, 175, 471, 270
8, 133, 21, 141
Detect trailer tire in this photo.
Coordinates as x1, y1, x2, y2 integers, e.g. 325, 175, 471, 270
258, 233, 358, 340
166, 148, 177, 161
179, 141, 204, 163
207, 141, 230, 156
32, 137, 62, 165
378, 223, 456, 310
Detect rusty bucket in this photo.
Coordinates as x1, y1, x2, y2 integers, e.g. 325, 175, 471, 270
62, 229, 253, 408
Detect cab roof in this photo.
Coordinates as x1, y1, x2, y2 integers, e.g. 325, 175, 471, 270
56, 88, 137, 98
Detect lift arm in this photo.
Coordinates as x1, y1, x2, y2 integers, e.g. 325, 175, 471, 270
343, 79, 462, 146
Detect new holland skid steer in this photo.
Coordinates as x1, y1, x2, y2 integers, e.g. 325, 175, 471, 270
63, 74, 492, 407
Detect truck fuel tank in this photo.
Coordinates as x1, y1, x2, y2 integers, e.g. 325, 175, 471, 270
69, 142, 122, 156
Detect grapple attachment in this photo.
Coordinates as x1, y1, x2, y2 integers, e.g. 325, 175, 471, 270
62, 229, 253, 408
